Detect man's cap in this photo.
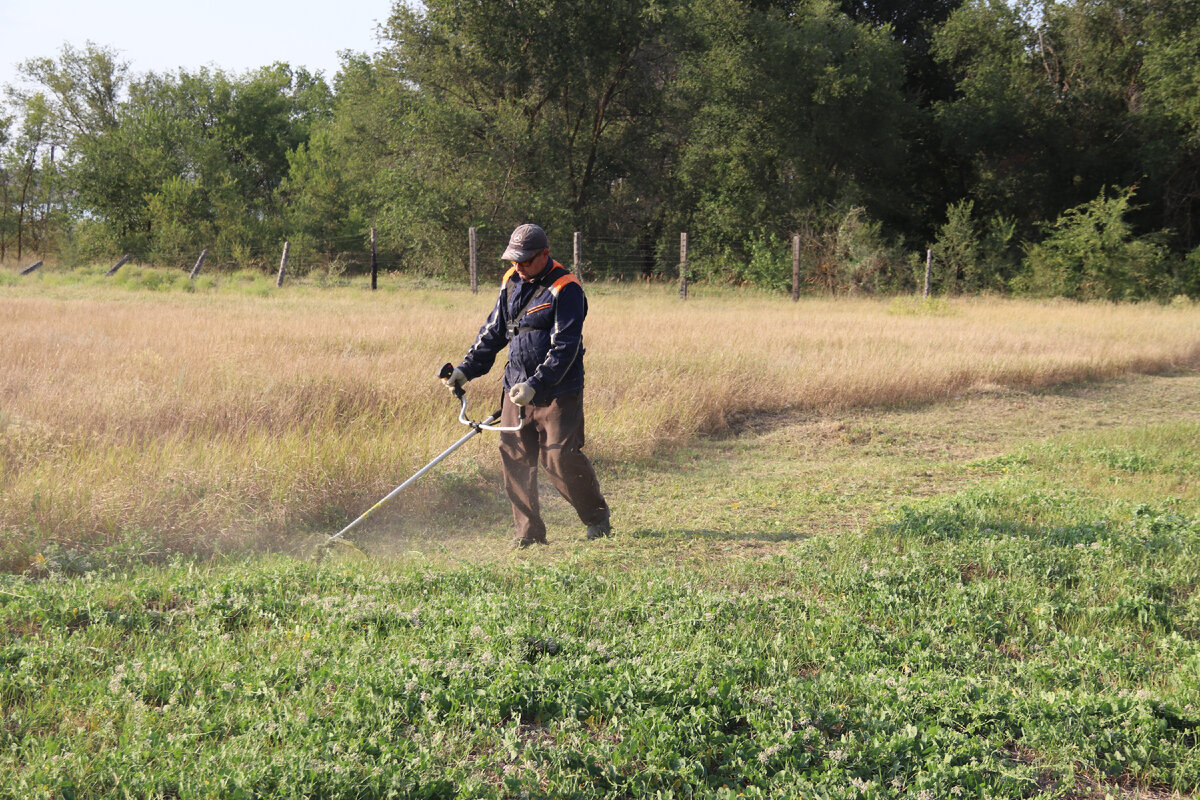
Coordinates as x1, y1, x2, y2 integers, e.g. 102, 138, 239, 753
501, 223, 549, 261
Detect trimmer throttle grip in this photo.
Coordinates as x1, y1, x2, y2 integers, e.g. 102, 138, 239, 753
438, 362, 466, 399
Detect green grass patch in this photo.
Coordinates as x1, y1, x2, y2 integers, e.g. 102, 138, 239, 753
3, 421, 1199, 798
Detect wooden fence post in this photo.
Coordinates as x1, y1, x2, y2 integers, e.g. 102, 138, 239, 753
105, 254, 132, 277
370, 227, 378, 291
573, 231, 582, 282
189, 249, 207, 280
468, 226, 478, 294
19, 260, 42, 275
277, 241, 290, 287
792, 234, 801, 301
679, 232, 689, 300
924, 248, 932, 298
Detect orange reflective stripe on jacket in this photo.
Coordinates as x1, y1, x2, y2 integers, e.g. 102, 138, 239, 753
549, 272, 580, 296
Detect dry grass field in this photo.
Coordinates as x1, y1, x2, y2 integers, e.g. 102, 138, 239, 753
2, 275, 1199, 568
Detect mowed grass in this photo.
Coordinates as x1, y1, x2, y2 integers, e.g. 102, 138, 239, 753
1, 275, 1199, 568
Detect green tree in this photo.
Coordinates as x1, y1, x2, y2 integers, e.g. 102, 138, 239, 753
2, 93, 54, 259
280, 126, 368, 257
932, 0, 1200, 253
931, 0, 1062, 235
0, 111, 13, 260
4, 44, 128, 259
69, 64, 332, 261
838, 0, 967, 247
932, 199, 978, 294
1142, 7, 1200, 249
672, 0, 912, 275
366, 0, 684, 275
838, 0, 964, 127
3, 44, 126, 260
929, 199, 1016, 293
308, 52, 450, 272
13, 42, 126, 141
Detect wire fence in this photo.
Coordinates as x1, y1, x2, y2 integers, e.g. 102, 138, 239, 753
18, 226, 894, 298
19, 228, 685, 288
466, 229, 674, 286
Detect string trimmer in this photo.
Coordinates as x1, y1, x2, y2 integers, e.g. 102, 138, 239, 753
324, 363, 525, 547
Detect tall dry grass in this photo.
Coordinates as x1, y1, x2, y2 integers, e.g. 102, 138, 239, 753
2, 279, 1198, 565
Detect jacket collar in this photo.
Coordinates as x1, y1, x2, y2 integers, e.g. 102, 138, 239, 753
516, 257, 562, 289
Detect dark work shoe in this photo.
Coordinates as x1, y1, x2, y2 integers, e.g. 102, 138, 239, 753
585, 520, 612, 541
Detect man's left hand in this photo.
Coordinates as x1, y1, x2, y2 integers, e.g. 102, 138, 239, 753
509, 382, 535, 406
443, 367, 468, 393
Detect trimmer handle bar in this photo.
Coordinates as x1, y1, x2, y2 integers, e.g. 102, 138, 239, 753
439, 363, 526, 432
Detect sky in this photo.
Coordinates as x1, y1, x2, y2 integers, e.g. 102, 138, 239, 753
0, 0, 393, 90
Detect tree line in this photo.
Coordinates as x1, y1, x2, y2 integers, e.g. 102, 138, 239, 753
3, 0, 1200, 299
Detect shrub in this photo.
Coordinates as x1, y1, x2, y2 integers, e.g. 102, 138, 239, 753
1177, 246, 1200, 299
932, 199, 980, 294
112, 265, 191, 292
59, 219, 122, 266
738, 231, 793, 292
1017, 186, 1170, 300
802, 206, 905, 295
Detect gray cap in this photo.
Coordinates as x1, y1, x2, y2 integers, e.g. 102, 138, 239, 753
501, 223, 549, 261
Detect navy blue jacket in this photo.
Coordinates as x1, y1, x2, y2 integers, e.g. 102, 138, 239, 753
457, 259, 587, 404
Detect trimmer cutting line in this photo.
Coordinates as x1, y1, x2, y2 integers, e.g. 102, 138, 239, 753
324, 364, 525, 547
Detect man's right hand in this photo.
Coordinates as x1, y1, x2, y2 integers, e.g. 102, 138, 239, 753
443, 367, 468, 393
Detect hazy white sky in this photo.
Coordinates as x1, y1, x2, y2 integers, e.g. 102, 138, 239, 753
0, 0, 394, 89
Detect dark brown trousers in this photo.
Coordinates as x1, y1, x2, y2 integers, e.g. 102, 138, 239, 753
499, 391, 609, 543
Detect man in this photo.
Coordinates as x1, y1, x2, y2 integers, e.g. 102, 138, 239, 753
444, 223, 611, 548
